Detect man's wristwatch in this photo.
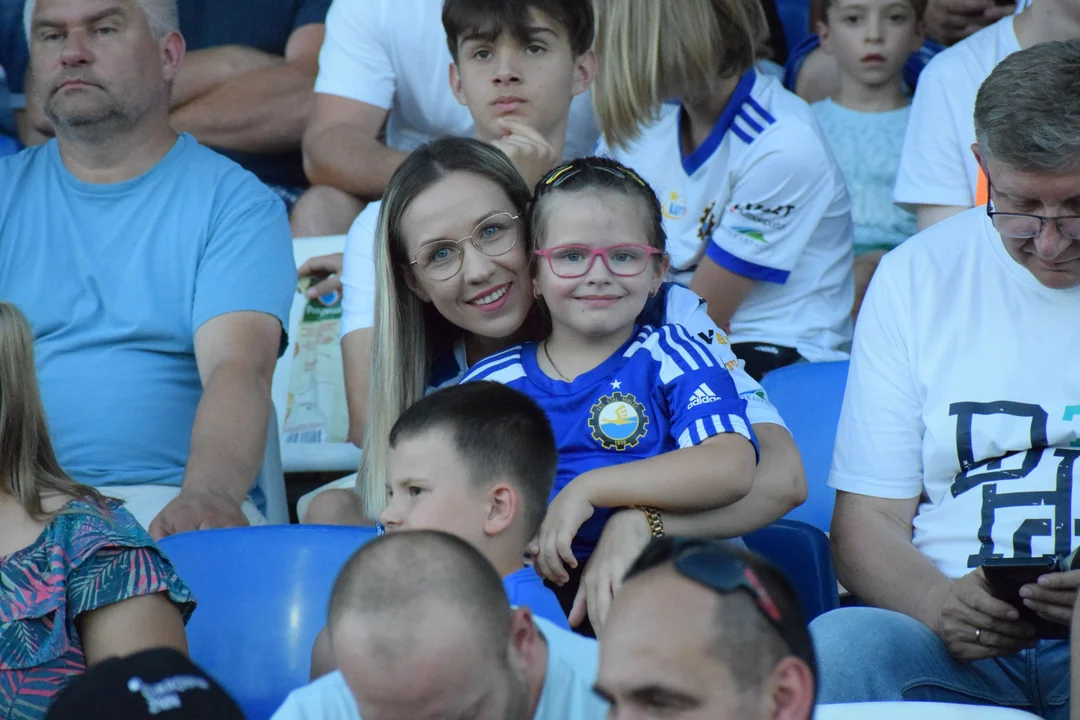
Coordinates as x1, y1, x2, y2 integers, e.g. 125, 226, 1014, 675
631, 505, 664, 538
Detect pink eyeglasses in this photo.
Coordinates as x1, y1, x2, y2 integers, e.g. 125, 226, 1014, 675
534, 244, 664, 279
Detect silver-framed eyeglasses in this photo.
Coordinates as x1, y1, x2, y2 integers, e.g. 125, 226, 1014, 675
534, 243, 664, 278
986, 186, 1080, 241
410, 213, 521, 280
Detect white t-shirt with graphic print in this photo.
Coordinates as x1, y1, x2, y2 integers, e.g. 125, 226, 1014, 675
829, 208, 1080, 579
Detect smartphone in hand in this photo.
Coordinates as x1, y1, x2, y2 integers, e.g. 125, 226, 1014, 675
981, 556, 1066, 640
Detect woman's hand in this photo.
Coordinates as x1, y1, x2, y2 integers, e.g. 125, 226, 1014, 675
569, 508, 651, 631
536, 481, 596, 585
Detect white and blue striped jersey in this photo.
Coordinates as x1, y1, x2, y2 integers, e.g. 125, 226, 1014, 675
462, 323, 757, 560
599, 70, 854, 362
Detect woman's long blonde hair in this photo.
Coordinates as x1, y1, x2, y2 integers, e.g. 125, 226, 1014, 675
0, 302, 105, 519
358, 137, 533, 518
593, 0, 769, 149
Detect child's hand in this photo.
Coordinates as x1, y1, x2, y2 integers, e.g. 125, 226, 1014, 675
490, 118, 559, 188
536, 483, 596, 586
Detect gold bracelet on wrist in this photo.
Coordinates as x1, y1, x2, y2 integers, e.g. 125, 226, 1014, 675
631, 505, 664, 538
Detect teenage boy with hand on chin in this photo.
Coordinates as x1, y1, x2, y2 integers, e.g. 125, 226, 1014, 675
300, 0, 597, 520
296, 0, 595, 301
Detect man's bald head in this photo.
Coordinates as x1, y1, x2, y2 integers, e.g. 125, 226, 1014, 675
328, 530, 513, 660
327, 532, 532, 720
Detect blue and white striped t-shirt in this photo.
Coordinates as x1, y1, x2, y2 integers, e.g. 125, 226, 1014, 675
462, 324, 757, 560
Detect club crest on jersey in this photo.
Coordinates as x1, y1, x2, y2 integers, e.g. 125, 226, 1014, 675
662, 191, 688, 220
589, 392, 649, 450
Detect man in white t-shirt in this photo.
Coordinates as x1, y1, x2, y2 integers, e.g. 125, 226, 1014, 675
894, 0, 1080, 231
811, 41, 1080, 718
596, 537, 817, 720
289, 0, 599, 236
271, 531, 608, 720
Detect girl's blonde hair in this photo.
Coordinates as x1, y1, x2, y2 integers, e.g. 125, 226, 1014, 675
358, 137, 533, 518
593, 0, 769, 149
0, 302, 106, 520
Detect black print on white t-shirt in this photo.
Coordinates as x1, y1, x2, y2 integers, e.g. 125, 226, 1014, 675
949, 401, 1080, 568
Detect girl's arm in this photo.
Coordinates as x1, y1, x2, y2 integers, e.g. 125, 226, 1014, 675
662, 423, 806, 537
538, 433, 756, 572
78, 593, 188, 666
560, 424, 804, 629
575, 432, 755, 511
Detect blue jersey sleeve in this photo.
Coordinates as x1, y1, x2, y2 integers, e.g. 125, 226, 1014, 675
648, 325, 758, 456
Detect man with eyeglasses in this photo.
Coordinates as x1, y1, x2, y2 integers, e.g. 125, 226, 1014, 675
810, 40, 1080, 717
595, 537, 817, 720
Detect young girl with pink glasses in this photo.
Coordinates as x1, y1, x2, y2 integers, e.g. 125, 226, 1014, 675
464, 157, 759, 620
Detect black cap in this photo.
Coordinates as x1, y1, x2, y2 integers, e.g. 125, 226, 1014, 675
47, 648, 245, 720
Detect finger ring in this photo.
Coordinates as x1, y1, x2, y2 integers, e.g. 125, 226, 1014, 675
975, 628, 982, 643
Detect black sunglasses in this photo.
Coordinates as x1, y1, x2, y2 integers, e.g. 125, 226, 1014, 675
626, 537, 817, 676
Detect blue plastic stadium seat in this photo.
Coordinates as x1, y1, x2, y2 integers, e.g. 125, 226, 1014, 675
0, 135, 19, 158
743, 519, 840, 622
159, 525, 379, 720
760, 361, 850, 532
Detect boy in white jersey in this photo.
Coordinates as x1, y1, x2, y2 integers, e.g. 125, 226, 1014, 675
592, 0, 855, 380
813, 0, 925, 315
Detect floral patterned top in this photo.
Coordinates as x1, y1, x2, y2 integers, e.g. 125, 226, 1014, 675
0, 499, 195, 720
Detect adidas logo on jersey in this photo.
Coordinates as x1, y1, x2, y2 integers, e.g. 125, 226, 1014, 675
688, 383, 722, 409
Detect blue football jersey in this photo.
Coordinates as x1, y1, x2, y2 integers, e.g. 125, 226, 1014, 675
463, 324, 757, 559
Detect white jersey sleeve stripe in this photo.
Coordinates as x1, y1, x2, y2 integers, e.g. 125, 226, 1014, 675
461, 349, 523, 382
745, 97, 777, 125
472, 364, 527, 385
730, 124, 755, 144
678, 426, 692, 448
670, 324, 716, 368
658, 326, 703, 374
737, 109, 765, 134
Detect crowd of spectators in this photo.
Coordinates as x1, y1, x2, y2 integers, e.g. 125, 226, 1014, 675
1, 0, 1079, 718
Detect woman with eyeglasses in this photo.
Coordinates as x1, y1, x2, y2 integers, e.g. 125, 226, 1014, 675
308, 137, 806, 633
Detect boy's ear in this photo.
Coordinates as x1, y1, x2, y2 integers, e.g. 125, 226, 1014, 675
485, 482, 518, 537
449, 62, 469, 107
571, 48, 598, 97
816, 21, 833, 54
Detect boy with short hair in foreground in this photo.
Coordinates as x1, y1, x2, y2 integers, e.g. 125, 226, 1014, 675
309, 382, 567, 679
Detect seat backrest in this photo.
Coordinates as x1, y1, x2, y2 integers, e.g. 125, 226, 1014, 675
813, 702, 1044, 719
760, 361, 849, 532
0, 134, 18, 158
743, 519, 840, 623
159, 525, 378, 720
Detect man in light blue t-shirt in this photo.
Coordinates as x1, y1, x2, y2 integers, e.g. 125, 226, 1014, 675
0, 0, 295, 537
273, 531, 607, 720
